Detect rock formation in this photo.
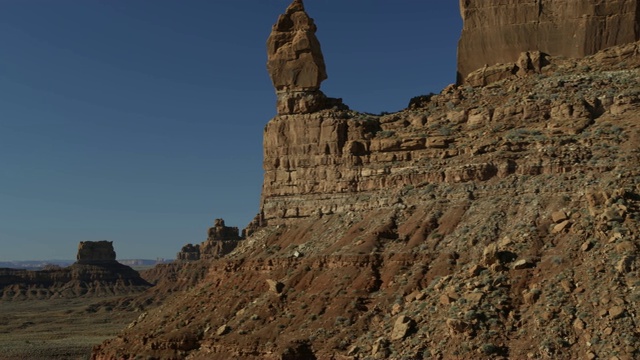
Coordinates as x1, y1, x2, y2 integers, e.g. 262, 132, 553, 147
457, 0, 640, 83
0, 241, 151, 299
266, 0, 345, 114
93, 1, 640, 359
77, 240, 116, 264
96, 37, 640, 360
176, 243, 200, 261
267, 0, 326, 92
176, 219, 243, 261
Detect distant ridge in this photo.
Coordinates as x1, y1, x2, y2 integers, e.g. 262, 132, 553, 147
0, 259, 169, 270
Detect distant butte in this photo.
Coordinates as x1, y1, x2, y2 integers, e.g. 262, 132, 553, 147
0, 241, 150, 299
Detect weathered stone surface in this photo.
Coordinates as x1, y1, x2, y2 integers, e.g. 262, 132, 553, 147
216, 324, 231, 336
457, 0, 640, 83
200, 219, 243, 259
77, 240, 116, 264
552, 220, 572, 233
609, 305, 626, 319
207, 219, 240, 241
551, 210, 569, 223
266, 279, 285, 294
93, 8, 640, 360
267, 0, 326, 92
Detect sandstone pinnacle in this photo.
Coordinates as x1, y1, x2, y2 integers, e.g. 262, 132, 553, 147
267, 0, 336, 114
266, 0, 327, 92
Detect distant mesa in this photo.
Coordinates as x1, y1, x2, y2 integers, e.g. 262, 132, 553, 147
0, 241, 151, 300
77, 240, 116, 264
457, 0, 640, 84
266, 0, 346, 115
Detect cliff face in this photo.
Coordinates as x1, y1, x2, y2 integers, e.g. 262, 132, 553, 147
457, 0, 640, 83
93, 1, 640, 359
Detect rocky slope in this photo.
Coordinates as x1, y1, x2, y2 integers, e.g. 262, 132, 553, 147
0, 241, 151, 300
93, 1, 640, 359
457, 0, 640, 83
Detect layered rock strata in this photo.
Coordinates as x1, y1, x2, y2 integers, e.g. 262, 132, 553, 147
261, 40, 640, 225
0, 241, 151, 299
457, 0, 640, 83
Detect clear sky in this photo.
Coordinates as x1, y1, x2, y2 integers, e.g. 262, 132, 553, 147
0, 1, 462, 261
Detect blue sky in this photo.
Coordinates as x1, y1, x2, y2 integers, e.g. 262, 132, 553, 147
0, 1, 462, 261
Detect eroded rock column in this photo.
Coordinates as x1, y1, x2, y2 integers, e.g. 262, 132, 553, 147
267, 0, 329, 114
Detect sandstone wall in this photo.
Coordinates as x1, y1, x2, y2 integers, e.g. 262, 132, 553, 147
457, 0, 640, 83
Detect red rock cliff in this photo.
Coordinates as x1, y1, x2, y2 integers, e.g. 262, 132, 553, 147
457, 0, 640, 83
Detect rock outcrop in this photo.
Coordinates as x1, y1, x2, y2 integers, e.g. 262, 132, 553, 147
176, 243, 200, 261
200, 219, 243, 259
176, 219, 243, 261
267, 0, 326, 92
0, 241, 151, 299
457, 0, 640, 83
266, 0, 345, 114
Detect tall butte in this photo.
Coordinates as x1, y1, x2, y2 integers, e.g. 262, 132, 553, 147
266, 0, 343, 114
457, 0, 640, 83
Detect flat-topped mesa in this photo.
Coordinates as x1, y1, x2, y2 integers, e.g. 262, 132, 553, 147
76, 240, 116, 264
457, 0, 640, 84
267, 0, 344, 114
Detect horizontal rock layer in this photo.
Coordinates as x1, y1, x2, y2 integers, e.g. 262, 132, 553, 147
0, 262, 151, 300
260, 44, 640, 225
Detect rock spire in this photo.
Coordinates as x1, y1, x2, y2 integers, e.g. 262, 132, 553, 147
267, 0, 344, 114
267, 0, 327, 92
